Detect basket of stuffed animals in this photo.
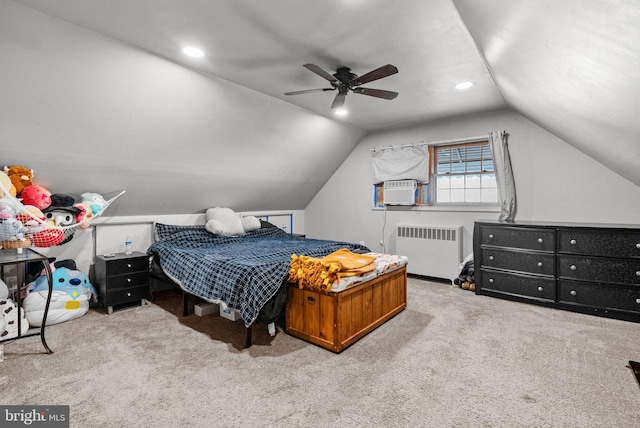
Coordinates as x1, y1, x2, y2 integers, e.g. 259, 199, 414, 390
0, 165, 124, 249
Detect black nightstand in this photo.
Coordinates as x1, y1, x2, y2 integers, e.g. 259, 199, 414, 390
94, 252, 150, 314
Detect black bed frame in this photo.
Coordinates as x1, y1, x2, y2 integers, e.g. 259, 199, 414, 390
149, 260, 258, 348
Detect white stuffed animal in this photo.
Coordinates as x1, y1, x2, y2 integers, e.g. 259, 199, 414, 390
0, 298, 29, 339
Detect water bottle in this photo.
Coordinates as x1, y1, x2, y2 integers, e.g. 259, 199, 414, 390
125, 236, 133, 256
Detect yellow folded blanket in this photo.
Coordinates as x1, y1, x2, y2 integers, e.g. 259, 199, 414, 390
288, 248, 377, 291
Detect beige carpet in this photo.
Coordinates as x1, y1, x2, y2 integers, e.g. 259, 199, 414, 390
2, 277, 639, 427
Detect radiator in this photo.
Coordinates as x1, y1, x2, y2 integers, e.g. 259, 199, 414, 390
396, 223, 463, 281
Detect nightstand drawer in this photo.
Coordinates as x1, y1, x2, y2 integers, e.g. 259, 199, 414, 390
105, 257, 149, 276
106, 285, 149, 307
104, 271, 148, 290
481, 248, 555, 276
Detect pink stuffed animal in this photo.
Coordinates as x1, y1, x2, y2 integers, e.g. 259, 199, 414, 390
20, 185, 52, 210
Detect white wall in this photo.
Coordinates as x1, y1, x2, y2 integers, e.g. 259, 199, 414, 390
305, 109, 640, 258
0, 1, 366, 216
38, 210, 305, 274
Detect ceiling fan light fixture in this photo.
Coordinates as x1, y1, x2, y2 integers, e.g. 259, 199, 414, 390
182, 46, 205, 58
455, 81, 474, 90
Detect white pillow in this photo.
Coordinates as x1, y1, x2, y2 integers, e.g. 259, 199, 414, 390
241, 216, 261, 232
205, 207, 245, 236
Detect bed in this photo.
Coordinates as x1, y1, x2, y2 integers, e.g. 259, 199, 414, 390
147, 221, 370, 346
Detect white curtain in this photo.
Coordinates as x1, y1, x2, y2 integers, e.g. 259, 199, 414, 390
489, 131, 517, 222
371, 144, 429, 183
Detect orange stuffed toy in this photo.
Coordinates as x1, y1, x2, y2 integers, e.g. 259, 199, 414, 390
4, 165, 34, 196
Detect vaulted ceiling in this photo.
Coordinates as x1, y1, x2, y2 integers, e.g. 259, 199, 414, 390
6, 0, 640, 214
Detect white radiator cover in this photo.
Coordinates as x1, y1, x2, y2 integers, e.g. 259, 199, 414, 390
395, 223, 463, 281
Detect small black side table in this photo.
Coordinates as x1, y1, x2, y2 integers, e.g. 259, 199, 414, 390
0, 248, 53, 354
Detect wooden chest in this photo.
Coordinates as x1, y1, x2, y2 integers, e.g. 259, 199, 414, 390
285, 266, 407, 353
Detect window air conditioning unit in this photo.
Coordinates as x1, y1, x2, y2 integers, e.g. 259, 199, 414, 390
383, 180, 417, 205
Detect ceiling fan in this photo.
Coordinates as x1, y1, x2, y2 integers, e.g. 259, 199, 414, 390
285, 63, 399, 109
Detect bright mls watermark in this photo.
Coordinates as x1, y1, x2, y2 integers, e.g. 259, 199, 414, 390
1, 406, 69, 427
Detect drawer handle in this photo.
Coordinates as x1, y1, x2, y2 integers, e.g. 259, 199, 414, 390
570, 239, 577, 245
537, 261, 543, 267
636, 299, 640, 304
570, 290, 577, 296
489, 278, 494, 284
127, 292, 132, 297
570, 265, 577, 271
636, 243, 640, 250
636, 271, 640, 277
307, 296, 316, 305
488, 234, 494, 239
488, 255, 494, 261
127, 263, 132, 268
537, 286, 543, 292
127, 278, 132, 283
537, 237, 543, 244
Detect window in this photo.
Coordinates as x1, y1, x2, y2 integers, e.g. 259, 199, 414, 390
434, 141, 497, 204
373, 139, 497, 207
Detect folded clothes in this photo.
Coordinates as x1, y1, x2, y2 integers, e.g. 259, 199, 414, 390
288, 249, 408, 292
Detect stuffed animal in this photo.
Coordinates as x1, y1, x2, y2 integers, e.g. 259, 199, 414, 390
0, 278, 8, 299
0, 217, 27, 241
24, 267, 97, 327
80, 192, 107, 215
49, 193, 75, 207
0, 198, 17, 219
0, 171, 16, 197
3, 165, 34, 196
31, 228, 65, 247
20, 185, 52, 210
0, 298, 29, 339
73, 203, 91, 229
15, 205, 44, 227
43, 206, 81, 227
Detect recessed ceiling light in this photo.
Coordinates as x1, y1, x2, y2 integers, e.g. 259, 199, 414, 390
455, 81, 473, 90
182, 46, 204, 58
335, 109, 348, 116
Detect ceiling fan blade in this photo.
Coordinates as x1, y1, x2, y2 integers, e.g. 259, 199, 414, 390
350, 64, 398, 86
353, 87, 399, 100
303, 64, 339, 83
331, 92, 346, 109
285, 88, 335, 95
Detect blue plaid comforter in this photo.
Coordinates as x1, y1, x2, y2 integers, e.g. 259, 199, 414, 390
147, 223, 369, 327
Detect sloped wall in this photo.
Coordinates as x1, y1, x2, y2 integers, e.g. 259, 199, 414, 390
453, 0, 640, 188
0, 1, 366, 216
305, 109, 640, 257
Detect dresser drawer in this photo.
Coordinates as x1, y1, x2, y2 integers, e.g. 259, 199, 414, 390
558, 229, 640, 258
481, 248, 555, 276
480, 269, 556, 301
105, 285, 149, 307
480, 226, 555, 252
558, 280, 640, 313
104, 271, 149, 290
105, 257, 149, 276
557, 255, 640, 285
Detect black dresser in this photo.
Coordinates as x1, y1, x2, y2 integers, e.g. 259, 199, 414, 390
474, 220, 640, 322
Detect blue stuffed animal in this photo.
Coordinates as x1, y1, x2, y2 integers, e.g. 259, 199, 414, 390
24, 267, 98, 327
